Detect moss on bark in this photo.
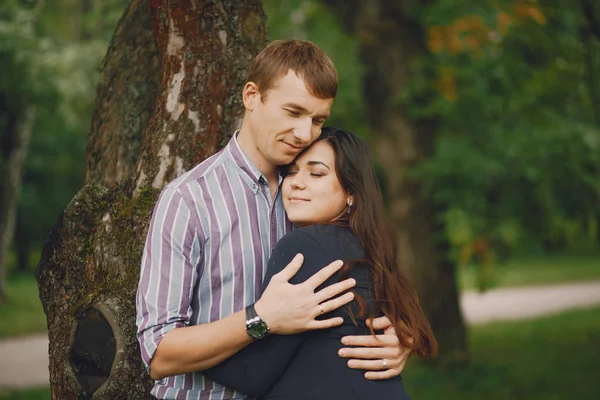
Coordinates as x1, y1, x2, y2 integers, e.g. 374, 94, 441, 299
36, 0, 267, 398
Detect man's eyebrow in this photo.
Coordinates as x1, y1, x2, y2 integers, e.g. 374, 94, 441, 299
307, 161, 330, 170
283, 103, 330, 119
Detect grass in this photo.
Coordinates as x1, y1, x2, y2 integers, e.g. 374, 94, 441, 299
0, 274, 47, 339
1, 306, 598, 399
403, 306, 600, 399
0, 388, 50, 400
458, 253, 600, 291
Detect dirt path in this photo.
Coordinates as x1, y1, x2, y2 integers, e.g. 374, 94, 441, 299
2, 280, 600, 392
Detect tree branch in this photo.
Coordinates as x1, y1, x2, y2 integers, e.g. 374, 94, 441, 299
582, 0, 600, 39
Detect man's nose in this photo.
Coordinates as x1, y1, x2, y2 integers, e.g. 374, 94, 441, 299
293, 118, 313, 144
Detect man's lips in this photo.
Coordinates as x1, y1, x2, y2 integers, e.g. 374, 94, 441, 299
283, 141, 304, 151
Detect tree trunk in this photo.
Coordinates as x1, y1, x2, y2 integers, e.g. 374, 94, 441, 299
0, 105, 35, 303
35, 0, 267, 398
323, 0, 469, 364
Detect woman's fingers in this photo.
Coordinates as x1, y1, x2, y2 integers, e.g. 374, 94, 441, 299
364, 368, 405, 380
366, 315, 392, 331
338, 346, 392, 360
346, 358, 401, 370
341, 334, 397, 347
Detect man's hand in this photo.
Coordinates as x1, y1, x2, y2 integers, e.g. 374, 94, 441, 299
338, 316, 412, 380
255, 254, 356, 335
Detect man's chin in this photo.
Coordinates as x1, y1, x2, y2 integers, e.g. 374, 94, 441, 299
275, 155, 297, 166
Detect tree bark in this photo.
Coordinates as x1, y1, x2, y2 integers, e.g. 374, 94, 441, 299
323, 0, 469, 364
0, 105, 35, 303
35, 0, 267, 398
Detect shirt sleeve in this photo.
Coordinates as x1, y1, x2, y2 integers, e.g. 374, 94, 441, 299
201, 230, 330, 397
135, 186, 203, 371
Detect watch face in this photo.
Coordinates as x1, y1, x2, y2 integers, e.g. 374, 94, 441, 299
247, 320, 269, 339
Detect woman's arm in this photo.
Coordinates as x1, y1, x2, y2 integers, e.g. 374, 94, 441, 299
202, 230, 340, 397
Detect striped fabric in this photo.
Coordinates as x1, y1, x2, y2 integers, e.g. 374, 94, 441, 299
136, 133, 292, 399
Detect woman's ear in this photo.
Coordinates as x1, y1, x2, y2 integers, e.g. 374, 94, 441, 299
242, 81, 260, 111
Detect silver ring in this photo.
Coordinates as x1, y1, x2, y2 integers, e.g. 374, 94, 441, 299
381, 359, 387, 369
319, 304, 324, 315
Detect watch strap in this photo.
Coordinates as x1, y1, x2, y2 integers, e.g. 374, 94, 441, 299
246, 304, 258, 321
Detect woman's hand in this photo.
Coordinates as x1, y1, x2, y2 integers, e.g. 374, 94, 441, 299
338, 315, 412, 380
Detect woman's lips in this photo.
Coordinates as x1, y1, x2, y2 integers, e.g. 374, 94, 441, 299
287, 196, 310, 203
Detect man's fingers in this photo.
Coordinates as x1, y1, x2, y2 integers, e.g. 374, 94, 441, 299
315, 278, 356, 303
275, 253, 304, 281
317, 292, 354, 316
341, 334, 397, 347
367, 315, 393, 331
304, 260, 344, 288
306, 317, 345, 330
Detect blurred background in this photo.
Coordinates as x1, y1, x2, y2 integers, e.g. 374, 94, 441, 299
0, 0, 598, 399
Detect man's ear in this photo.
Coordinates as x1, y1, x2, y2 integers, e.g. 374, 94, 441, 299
242, 81, 260, 111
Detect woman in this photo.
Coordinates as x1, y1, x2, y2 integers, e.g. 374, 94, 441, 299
202, 127, 437, 399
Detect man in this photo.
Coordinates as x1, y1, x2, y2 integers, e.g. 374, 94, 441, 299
136, 40, 409, 399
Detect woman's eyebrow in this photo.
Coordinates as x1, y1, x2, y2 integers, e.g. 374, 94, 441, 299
306, 161, 330, 170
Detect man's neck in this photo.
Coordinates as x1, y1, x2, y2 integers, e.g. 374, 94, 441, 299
236, 127, 279, 186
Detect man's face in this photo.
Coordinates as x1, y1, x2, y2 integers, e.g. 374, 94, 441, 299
245, 71, 334, 167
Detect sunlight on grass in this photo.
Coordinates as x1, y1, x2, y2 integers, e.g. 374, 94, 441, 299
0, 274, 47, 339
1, 306, 598, 399
403, 307, 600, 400
459, 253, 600, 291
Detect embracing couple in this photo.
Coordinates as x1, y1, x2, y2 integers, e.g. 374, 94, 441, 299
136, 39, 437, 400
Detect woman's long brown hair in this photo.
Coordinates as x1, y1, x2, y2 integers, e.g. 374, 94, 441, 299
314, 127, 438, 359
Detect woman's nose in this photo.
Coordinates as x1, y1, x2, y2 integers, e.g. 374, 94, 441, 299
290, 174, 306, 189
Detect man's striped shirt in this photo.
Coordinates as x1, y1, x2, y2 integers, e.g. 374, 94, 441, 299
136, 133, 291, 399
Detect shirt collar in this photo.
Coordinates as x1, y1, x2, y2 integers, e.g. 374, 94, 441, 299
226, 131, 285, 193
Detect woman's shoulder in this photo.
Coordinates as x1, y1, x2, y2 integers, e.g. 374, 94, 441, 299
284, 224, 363, 260
289, 223, 354, 240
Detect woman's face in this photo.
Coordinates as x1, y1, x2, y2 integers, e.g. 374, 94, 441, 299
283, 140, 350, 227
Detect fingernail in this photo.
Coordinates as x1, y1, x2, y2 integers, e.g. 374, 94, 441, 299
349, 278, 356, 286
339, 349, 347, 357
341, 338, 349, 345
348, 360, 357, 368
336, 260, 344, 268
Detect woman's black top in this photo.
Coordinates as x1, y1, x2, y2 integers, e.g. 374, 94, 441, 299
203, 224, 410, 400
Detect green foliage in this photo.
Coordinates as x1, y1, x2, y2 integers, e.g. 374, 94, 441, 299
413, 0, 599, 242
0, 274, 46, 338
1, 0, 125, 270
264, 0, 369, 137
265, 1, 600, 291
403, 306, 600, 399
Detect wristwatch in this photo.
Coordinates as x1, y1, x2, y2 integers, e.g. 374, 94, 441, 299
245, 304, 270, 340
